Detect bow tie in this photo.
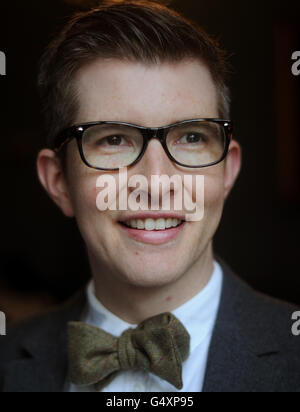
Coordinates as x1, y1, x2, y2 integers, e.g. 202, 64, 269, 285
67, 312, 190, 391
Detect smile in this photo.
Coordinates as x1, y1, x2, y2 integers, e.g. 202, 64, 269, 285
120, 218, 184, 231
118, 215, 186, 245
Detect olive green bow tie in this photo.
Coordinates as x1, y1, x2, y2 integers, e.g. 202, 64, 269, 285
67, 312, 190, 391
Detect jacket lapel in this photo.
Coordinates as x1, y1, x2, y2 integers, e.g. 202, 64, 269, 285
203, 258, 282, 392
3, 289, 87, 392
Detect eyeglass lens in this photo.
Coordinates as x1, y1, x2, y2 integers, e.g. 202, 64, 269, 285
81, 121, 226, 169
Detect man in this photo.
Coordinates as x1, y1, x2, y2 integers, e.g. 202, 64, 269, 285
0, 0, 299, 392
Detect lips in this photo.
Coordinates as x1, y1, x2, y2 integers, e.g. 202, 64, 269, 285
117, 213, 186, 245
120, 217, 183, 231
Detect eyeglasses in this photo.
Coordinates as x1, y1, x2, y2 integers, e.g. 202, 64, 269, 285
53, 119, 233, 170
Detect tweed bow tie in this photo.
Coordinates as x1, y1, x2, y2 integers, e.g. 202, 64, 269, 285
67, 312, 190, 391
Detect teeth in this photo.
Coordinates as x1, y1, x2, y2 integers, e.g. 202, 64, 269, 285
137, 219, 145, 230
156, 218, 166, 230
130, 219, 138, 229
166, 218, 173, 229
172, 218, 179, 227
145, 219, 156, 231
123, 218, 183, 231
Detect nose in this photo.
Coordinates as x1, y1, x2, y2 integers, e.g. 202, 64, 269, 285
136, 137, 174, 177
129, 137, 178, 209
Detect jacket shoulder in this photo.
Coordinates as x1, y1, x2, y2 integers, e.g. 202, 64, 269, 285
219, 258, 300, 358
0, 289, 87, 365
204, 258, 300, 392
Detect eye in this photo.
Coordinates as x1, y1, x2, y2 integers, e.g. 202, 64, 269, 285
178, 133, 205, 144
98, 135, 128, 146
107, 135, 122, 145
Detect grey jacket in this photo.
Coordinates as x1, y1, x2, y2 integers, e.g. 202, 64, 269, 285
0, 258, 299, 392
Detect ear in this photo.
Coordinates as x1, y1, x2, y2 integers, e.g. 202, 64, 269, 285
223, 139, 242, 200
37, 149, 75, 217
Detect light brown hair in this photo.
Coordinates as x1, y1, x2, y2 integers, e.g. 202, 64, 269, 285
38, 0, 231, 149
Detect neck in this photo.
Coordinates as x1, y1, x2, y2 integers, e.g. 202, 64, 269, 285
91, 243, 215, 325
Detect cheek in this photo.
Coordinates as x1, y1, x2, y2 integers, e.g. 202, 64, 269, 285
65, 143, 98, 210
71, 147, 110, 209
71, 174, 122, 226
202, 178, 225, 241
68, 171, 101, 216
188, 168, 224, 211
80, 179, 101, 213
204, 176, 224, 210
70, 177, 108, 248
197, 167, 225, 224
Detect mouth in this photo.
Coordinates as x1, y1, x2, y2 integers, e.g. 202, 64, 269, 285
117, 216, 186, 245
119, 217, 185, 231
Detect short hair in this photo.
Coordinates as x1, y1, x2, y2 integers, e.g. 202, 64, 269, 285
38, 0, 231, 149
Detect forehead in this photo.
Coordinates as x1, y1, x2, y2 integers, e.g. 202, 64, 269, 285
74, 58, 219, 126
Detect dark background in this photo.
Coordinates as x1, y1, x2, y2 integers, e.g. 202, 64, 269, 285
0, 0, 299, 323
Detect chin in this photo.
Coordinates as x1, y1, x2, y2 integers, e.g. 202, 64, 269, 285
118, 263, 185, 288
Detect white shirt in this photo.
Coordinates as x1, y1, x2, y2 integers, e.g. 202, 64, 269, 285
68, 260, 223, 392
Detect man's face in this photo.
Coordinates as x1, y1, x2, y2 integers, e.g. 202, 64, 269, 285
43, 58, 240, 288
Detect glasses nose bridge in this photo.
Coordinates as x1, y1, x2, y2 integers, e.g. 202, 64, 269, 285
144, 126, 168, 144
138, 126, 171, 172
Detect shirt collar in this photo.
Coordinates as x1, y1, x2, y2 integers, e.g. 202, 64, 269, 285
84, 260, 223, 353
